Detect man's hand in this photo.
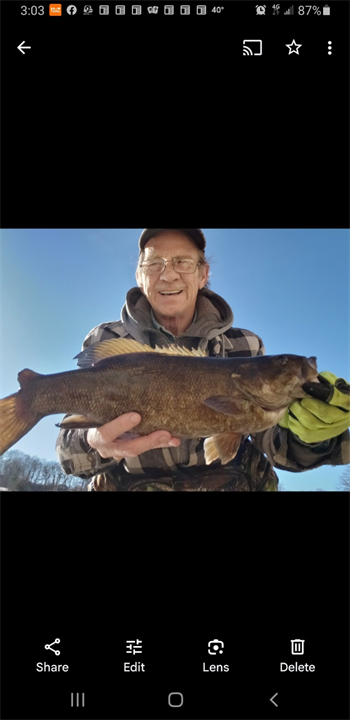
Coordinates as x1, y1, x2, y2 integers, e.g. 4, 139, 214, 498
86, 413, 181, 461
279, 372, 350, 443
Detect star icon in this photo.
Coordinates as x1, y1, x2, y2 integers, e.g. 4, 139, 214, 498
286, 39, 302, 54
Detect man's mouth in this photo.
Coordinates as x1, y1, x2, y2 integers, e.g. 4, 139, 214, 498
158, 290, 183, 296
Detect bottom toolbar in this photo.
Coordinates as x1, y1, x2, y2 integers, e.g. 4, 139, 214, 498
2, 629, 348, 720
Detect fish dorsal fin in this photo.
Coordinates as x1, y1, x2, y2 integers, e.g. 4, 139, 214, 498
75, 338, 206, 367
18, 369, 42, 388
154, 344, 207, 357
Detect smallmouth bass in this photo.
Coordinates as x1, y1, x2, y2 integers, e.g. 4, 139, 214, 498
0, 338, 320, 463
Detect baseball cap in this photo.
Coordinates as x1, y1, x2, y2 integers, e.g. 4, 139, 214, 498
139, 228, 206, 253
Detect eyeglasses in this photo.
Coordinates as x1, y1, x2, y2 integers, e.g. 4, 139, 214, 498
140, 258, 202, 275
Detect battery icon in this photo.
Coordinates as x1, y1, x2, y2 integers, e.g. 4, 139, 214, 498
323, 4, 330, 14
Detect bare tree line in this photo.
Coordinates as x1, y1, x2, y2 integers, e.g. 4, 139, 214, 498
1, 449, 348, 492
336, 465, 350, 491
0, 450, 89, 492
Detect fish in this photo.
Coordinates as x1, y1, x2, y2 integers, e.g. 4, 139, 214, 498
0, 338, 320, 464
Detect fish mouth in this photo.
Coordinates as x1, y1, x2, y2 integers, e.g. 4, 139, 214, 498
302, 356, 319, 381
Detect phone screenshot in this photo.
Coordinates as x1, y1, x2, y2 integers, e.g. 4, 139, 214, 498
0, 3, 349, 720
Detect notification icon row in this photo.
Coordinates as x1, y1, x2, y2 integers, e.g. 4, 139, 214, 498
58, 4, 209, 14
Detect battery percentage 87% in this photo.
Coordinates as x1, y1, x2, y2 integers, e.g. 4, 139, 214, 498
298, 5, 322, 14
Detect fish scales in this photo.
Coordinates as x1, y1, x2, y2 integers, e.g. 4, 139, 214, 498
18, 354, 258, 436
0, 338, 320, 462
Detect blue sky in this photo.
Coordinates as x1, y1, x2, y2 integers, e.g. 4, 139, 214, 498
0, 228, 349, 491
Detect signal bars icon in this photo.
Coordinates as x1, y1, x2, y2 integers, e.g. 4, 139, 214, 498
284, 5, 294, 13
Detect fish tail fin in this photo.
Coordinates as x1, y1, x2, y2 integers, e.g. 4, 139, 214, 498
0, 392, 40, 456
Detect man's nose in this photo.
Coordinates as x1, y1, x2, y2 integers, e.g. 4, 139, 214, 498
159, 261, 180, 278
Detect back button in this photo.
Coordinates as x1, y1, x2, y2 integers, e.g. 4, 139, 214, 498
17, 41, 32, 55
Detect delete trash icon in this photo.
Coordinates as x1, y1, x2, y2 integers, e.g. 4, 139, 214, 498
291, 639, 305, 655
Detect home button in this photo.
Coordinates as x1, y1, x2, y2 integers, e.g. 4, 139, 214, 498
168, 692, 183, 707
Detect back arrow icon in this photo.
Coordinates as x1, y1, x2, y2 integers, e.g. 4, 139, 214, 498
270, 692, 278, 707
17, 41, 31, 55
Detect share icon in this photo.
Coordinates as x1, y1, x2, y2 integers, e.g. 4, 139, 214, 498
45, 638, 61, 656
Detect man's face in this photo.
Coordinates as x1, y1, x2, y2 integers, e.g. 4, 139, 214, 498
137, 231, 209, 321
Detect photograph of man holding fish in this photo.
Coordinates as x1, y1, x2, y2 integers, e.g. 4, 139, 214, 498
1, 228, 349, 492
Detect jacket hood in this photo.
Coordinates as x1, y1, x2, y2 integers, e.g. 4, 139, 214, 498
120, 287, 234, 350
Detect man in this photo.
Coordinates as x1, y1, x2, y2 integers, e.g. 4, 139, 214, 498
56, 229, 350, 491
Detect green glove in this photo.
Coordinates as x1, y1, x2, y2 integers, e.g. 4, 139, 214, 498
279, 372, 350, 443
